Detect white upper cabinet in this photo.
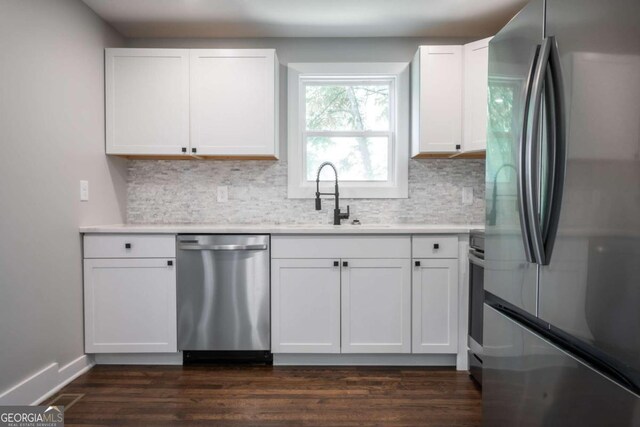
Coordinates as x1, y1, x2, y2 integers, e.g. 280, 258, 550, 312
463, 37, 492, 153
105, 48, 279, 158
411, 45, 463, 157
106, 49, 190, 155
190, 49, 279, 158
411, 39, 492, 157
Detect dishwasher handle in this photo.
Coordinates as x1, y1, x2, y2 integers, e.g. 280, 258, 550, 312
179, 244, 268, 251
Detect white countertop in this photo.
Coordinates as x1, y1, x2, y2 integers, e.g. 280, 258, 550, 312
79, 223, 483, 235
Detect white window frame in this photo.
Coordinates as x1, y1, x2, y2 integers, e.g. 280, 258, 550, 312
287, 63, 409, 199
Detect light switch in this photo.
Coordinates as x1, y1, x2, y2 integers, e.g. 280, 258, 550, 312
80, 180, 89, 202
462, 187, 473, 205
217, 186, 228, 203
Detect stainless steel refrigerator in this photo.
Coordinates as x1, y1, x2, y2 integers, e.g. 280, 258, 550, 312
483, 0, 640, 424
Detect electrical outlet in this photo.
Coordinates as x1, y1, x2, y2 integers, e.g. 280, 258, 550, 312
80, 180, 89, 201
462, 187, 473, 205
217, 186, 228, 203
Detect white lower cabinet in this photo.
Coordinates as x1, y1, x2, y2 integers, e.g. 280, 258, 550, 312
341, 259, 411, 353
271, 259, 341, 353
412, 258, 459, 353
269, 234, 462, 357
84, 258, 177, 353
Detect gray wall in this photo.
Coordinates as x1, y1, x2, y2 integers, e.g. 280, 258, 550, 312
0, 0, 126, 394
126, 37, 485, 225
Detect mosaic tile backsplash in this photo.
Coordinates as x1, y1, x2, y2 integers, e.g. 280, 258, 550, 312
126, 159, 485, 225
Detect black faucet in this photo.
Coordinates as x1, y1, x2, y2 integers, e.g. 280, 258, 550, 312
315, 161, 350, 225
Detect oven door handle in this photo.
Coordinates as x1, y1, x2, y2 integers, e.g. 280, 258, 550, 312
468, 252, 485, 268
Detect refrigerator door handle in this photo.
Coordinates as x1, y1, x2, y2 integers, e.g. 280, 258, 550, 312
517, 45, 541, 264
541, 64, 556, 242
525, 37, 552, 265
541, 36, 567, 264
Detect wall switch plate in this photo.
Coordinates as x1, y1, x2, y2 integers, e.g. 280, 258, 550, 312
462, 187, 473, 205
80, 180, 89, 201
217, 186, 228, 203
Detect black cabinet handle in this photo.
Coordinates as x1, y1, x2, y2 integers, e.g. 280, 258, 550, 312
181, 147, 187, 153
125, 243, 131, 249
333, 261, 339, 267
192, 147, 197, 154
342, 261, 348, 267
167, 260, 173, 266
415, 261, 421, 267
455, 144, 461, 150
433, 243, 440, 250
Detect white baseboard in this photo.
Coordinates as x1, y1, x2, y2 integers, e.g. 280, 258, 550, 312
0, 355, 94, 406
93, 353, 183, 365
273, 353, 456, 366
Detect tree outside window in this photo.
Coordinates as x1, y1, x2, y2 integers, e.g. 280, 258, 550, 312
303, 79, 394, 182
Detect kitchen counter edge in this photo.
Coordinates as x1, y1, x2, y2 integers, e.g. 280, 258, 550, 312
79, 224, 483, 235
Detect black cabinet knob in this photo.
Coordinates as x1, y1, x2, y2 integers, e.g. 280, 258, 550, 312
192, 147, 197, 154
455, 144, 461, 150
167, 260, 173, 266
181, 147, 187, 153
415, 261, 421, 267
125, 243, 131, 249
433, 243, 440, 250
342, 261, 348, 267
333, 261, 339, 267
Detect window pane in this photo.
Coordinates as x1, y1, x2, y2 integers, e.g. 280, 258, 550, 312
486, 80, 518, 183
306, 136, 388, 181
305, 84, 390, 131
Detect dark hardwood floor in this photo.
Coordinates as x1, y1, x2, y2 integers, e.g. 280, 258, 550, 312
47, 365, 481, 426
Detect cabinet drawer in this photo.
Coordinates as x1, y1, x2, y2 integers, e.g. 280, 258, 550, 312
84, 234, 175, 259
412, 235, 458, 258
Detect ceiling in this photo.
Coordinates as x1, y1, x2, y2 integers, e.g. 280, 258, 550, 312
82, 0, 527, 39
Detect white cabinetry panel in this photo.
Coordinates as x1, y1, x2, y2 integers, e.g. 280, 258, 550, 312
106, 49, 189, 155
411, 45, 463, 156
463, 37, 492, 153
412, 258, 459, 353
271, 235, 410, 259
190, 49, 278, 157
84, 258, 177, 353
412, 235, 459, 259
83, 234, 175, 259
271, 259, 341, 353
341, 259, 411, 353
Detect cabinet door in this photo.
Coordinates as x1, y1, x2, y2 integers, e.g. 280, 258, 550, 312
412, 45, 463, 156
190, 49, 278, 157
341, 259, 411, 353
84, 258, 177, 353
463, 37, 492, 153
271, 259, 341, 353
412, 258, 459, 353
105, 49, 190, 155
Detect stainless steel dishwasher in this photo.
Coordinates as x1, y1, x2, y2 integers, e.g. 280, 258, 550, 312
177, 235, 270, 363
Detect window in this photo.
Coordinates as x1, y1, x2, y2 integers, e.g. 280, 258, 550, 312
288, 63, 409, 199
486, 77, 520, 184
